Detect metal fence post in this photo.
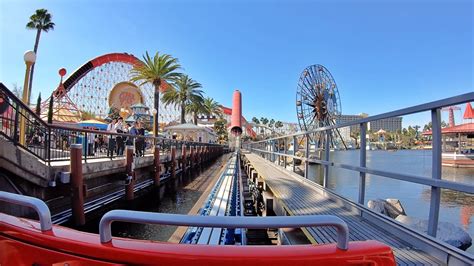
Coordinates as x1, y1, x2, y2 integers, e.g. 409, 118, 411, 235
277, 139, 280, 165
304, 134, 310, 179
292, 136, 297, 173
358, 123, 367, 206
428, 108, 442, 237
283, 137, 288, 169
13, 104, 19, 145
323, 130, 331, 188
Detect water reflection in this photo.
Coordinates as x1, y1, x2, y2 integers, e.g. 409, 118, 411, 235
306, 150, 474, 253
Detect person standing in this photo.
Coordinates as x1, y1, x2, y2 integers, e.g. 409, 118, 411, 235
129, 122, 138, 155
115, 117, 125, 156
136, 121, 145, 157
107, 118, 117, 157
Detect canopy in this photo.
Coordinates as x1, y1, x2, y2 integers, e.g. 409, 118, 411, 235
78, 119, 108, 130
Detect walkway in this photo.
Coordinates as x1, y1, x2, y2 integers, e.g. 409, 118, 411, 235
244, 152, 444, 266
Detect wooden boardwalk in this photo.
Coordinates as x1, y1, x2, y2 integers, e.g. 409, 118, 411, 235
244, 152, 444, 266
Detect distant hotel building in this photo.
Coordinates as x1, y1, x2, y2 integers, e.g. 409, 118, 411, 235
336, 113, 402, 143
368, 117, 402, 132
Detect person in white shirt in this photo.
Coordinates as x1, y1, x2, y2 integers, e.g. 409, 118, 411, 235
107, 118, 117, 157
115, 117, 125, 155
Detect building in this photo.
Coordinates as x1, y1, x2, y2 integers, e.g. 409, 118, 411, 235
164, 123, 217, 143
337, 113, 368, 133
368, 117, 402, 132
337, 113, 402, 133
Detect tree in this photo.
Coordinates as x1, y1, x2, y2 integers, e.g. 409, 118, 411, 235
47, 96, 53, 123
35, 93, 41, 115
214, 119, 228, 144
269, 118, 275, 129
252, 117, 260, 124
162, 74, 203, 123
130, 52, 181, 136
202, 97, 222, 118
260, 117, 269, 125
275, 121, 283, 132
186, 99, 205, 125
26, 9, 55, 105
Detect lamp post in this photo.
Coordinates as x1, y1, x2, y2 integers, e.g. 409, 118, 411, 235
19, 50, 37, 146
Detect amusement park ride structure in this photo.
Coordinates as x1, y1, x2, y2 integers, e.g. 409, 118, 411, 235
40, 53, 180, 126
296, 64, 347, 149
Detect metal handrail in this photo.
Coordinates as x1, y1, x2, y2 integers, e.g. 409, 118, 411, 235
245, 92, 474, 238
0, 191, 52, 231
0, 83, 224, 163
99, 209, 349, 250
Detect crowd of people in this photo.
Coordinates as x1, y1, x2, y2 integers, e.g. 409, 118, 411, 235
106, 117, 146, 157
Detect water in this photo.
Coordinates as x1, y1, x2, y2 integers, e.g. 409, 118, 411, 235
307, 149, 474, 253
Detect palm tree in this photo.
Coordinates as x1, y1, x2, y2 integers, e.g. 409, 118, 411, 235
130, 52, 181, 136
202, 97, 222, 118
26, 9, 55, 105
186, 99, 205, 125
162, 75, 203, 124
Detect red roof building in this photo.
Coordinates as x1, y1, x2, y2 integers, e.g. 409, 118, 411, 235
423, 123, 474, 135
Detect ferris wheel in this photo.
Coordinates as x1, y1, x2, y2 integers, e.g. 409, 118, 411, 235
296, 64, 346, 148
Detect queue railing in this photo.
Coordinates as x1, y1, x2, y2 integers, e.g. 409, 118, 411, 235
0, 82, 223, 163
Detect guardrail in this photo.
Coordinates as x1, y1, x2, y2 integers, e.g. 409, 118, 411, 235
244, 92, 474, 238
0, 82, 224, 163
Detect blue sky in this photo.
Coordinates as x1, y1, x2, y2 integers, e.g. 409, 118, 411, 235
0, 0, 472, 127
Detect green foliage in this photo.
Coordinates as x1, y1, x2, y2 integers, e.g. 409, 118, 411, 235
252, 117, 260, 124
214, 119, 229, 144
130, 51, 181, 88
186, 100, 206, 125
260, 117, 269, 125
268, 118, 275, 128
26, 9, 55, 32
130, 51, 181, 134
202, 97, 222, 118
162, 74, 203, 123
108, 106, 120, 119
35, 93, 41, 115
47, 96, 53, 123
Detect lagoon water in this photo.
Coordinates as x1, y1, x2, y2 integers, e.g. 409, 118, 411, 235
307, 149, 474, 253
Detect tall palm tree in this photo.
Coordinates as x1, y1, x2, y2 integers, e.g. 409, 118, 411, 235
202, 97, 222, 118
26, 9, 55, 105
162, 75, 203, 124
130, 52, 181, 136
186, 99, 205, 125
